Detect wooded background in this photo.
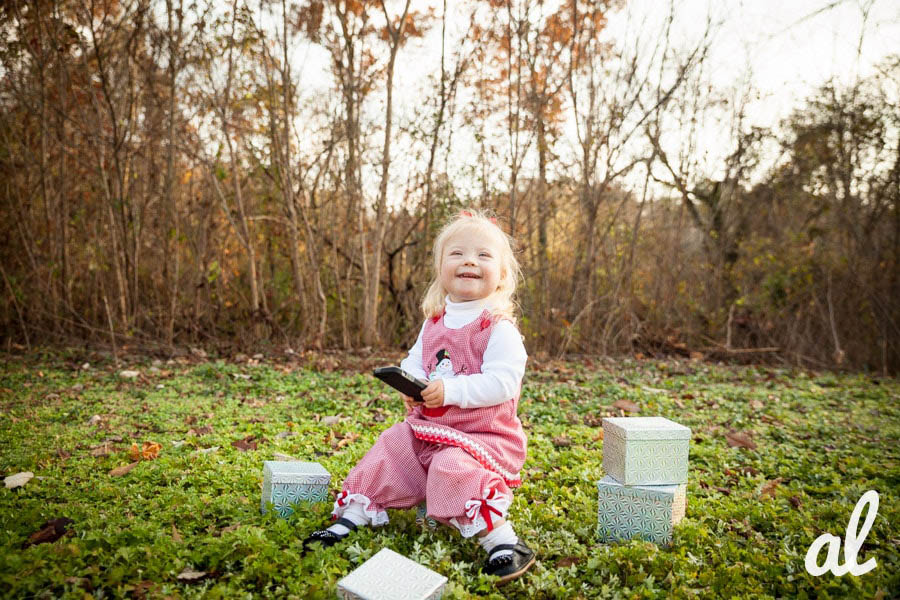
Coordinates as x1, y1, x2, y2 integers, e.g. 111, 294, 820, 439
1, 0, 897, 373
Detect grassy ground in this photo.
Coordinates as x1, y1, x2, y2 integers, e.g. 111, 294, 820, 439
1, 351, 897, 599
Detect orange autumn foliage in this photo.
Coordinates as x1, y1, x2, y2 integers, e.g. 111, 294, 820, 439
128, 442, 162, 461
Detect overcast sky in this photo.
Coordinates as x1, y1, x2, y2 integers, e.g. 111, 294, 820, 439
289, 0, 899, 201
669, 0, 899, 128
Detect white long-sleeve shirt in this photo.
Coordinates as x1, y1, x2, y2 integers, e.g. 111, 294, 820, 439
399, 297, 528, 409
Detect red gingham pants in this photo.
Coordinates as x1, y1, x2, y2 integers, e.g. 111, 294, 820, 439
334, 421, 511, 537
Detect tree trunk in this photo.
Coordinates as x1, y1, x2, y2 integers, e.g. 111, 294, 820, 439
362, 0, 412, 347
536, 114, 549, 324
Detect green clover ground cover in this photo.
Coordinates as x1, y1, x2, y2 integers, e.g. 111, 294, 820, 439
1, 354, 897, 599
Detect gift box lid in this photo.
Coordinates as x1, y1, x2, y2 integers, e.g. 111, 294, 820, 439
596, 475, 683, 500
602, 416, 691, 441
337, 548, 447, 599
263, 460, 330, 484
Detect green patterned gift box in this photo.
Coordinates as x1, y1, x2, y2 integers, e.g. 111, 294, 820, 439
261, 460, 331, 518
596, 475, 686, 546
602, 416, 691, 485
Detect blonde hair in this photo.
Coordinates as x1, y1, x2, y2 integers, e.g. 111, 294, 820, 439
421, 209, 522, 324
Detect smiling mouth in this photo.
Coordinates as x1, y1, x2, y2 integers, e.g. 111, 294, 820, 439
457, 273, 481, 279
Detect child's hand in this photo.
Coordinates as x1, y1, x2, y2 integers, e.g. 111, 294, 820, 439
421, 380, 444, 408
402, 394, 418, 414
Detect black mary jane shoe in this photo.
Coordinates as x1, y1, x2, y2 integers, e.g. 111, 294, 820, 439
301, 517, 357, 553
483, 540, 536, 585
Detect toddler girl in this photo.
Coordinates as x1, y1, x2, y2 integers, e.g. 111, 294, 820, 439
303, 210, 535, 585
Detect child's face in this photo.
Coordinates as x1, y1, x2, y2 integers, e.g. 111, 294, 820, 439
440, 227, 503, 303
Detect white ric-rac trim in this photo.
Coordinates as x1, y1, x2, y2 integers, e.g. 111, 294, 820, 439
409, 424, 520, 482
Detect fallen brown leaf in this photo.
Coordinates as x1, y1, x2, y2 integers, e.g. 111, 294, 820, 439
759, 477, 784, 499
231, 435, 257, 451
612, 399, 639, 413
176, 569, 207, 582
131, 581, 156, 600
141, 441, 162, 460
335, 432, 361, 449
91, 443, 113, 458
109, 462, 139, 477
789, 495, 802, 509
714, 486, 732, 496
592, 430, 604, 442
171, 524, 183, 543
555, 556, 581, 568
216, 523, 240, 536
552, 435, 573, 447
582, 414, 603, 427
4, 471, 34, 489
187, 425, 214, 436
23, 517, 74, 548
725, 431, 758, 450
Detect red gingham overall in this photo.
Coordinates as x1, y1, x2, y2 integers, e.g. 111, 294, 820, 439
332, 309, 527, 537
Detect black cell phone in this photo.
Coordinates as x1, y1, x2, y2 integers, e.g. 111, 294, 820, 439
373, 367, 428, 403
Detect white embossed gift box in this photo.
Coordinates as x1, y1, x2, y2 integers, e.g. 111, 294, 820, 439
260, 461, 330, 518
596, 475, 686, 546
602, 416, 691, 485
337, 548, 447, 600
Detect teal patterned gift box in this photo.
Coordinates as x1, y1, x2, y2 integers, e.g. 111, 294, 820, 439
602, 416, 691, 485
261, 461, 331, 518
596, 475, 686, 546
337, 548, 447, 600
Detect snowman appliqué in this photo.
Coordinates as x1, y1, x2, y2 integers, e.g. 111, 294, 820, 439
428, 349, 465, 381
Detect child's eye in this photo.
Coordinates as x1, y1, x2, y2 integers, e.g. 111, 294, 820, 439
479, 252, 491, 258
450, 251, 462, 256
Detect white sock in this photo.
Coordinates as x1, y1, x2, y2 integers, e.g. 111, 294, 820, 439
327, 501, 370, 536
478, 521, 518, 559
